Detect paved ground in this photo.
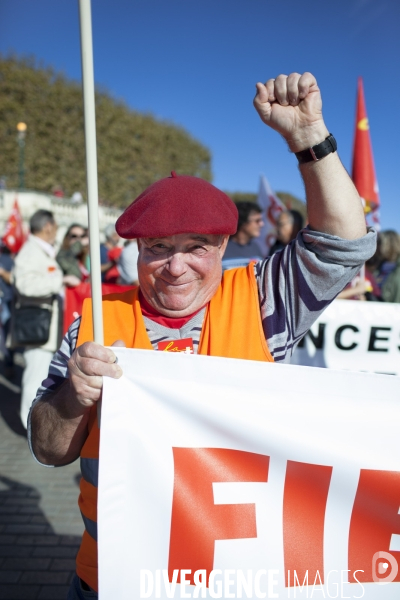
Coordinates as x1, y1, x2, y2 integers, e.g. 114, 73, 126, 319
0, 358, 83, 600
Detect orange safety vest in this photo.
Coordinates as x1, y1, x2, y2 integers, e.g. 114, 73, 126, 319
75, 264, 273, 591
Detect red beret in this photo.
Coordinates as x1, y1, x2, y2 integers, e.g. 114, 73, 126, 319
115, 171, 238, 238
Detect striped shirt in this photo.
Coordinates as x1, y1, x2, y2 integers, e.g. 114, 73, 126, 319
33, 227, 376, 403
143, 311, 205, 353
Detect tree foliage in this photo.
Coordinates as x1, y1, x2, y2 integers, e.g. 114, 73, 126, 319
0, 56, 212, 207
227, 192, 259, 204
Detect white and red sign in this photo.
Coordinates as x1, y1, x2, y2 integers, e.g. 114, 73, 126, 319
99, 349, 400, 599
291, 299, 400, 375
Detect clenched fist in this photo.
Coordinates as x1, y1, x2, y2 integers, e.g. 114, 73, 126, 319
253, 72, 329, 153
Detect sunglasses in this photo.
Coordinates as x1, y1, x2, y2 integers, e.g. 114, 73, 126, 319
69, 233, 86, 239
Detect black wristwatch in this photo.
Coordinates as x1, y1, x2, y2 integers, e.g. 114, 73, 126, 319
295, 134, 337, 164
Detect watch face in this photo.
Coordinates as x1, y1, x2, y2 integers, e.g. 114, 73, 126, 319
328, 135, 337, 151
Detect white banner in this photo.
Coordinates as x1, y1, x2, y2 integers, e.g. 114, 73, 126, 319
99, 349, 400, 599
256, 175, 286, 256
291, 299, 400, 375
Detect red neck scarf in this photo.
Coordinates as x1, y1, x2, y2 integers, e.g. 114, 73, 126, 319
138, 290, 204, 329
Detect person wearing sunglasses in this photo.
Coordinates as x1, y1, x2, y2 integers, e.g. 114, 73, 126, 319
222, 201, 265, 270
57, 223, 90, 283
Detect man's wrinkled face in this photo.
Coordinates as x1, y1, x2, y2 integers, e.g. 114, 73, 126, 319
138, 233, 229, 317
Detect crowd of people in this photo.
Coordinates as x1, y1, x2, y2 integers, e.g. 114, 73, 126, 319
0, 202, 398, 431
366, 228, 400, 302
221, 200, 400, 302
0, 209, 139, 429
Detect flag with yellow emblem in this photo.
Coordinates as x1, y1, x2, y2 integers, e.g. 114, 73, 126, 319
351, 77, 380, 229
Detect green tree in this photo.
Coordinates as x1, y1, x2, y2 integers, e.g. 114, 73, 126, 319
0, 56, 212, 206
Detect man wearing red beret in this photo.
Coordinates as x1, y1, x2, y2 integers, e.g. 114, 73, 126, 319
29, 72, 376, 598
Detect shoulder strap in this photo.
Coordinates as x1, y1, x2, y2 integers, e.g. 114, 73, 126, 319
199, 263, 273, 362
77, 288, 152, 349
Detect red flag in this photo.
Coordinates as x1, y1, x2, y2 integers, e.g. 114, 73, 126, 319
351, 78, 380, 226
2, 197, 25, 253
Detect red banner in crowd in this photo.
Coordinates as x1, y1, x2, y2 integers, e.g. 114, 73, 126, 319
64, 282, 134, 334
2, 197, 25, 253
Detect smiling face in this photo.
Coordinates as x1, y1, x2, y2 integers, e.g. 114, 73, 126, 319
137, 233, 229, 317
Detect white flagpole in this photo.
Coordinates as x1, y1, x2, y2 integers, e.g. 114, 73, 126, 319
78, 0, 104, 346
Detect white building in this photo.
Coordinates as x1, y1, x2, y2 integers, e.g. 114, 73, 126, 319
0, 189, 122, 245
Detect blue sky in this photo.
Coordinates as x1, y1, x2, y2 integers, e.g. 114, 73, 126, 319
1, 0, 399, 230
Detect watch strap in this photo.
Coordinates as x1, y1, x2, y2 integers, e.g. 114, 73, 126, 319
295, 134, 337, 164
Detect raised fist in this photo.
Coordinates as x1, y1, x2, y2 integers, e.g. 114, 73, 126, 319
253, 72, 329, 152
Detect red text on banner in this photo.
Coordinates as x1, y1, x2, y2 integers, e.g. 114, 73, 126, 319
283, 460, 332, 585
168, 448, 269, 586
349, 469, 400, 583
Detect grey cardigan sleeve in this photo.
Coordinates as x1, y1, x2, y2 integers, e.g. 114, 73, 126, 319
256, 227, 377, 363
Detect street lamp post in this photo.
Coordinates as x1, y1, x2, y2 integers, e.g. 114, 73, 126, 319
16, 122, 27, 189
